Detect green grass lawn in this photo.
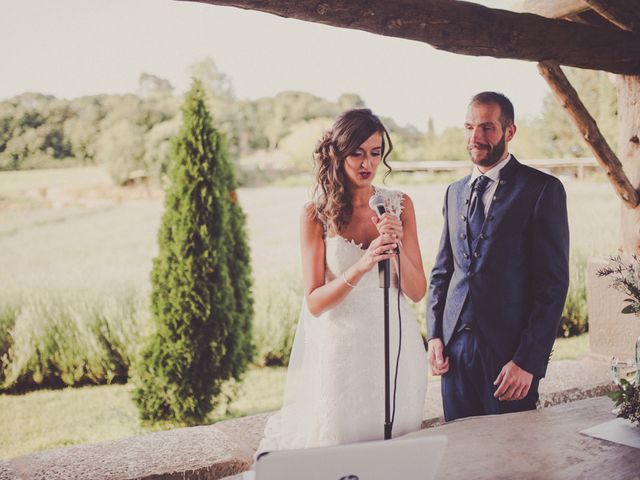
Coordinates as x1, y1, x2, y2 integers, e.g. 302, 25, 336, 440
0, 366, 287, 459
0, 334, 589, 460
550, 333, 590, 361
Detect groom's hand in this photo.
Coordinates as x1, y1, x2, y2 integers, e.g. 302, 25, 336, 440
427, 338, 449, 376
493, 361, 533, 401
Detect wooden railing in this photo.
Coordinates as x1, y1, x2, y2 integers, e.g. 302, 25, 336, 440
389, 157, 599, 179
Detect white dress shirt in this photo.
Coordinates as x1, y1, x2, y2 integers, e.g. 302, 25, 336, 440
468, 154, 512, 215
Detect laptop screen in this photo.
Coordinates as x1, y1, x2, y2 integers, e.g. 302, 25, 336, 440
255, 435, 447, 480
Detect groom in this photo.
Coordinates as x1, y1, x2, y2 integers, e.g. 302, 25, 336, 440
426, 92, 569, 421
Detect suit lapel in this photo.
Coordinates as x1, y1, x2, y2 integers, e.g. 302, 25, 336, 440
497, 155, 521, 182
479, 156, 522, 244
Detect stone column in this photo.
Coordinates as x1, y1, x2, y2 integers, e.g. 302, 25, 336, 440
587, 75, 640, 361
618, 75, 640, 254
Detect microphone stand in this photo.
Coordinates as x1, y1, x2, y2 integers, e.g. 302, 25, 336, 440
378, 258, 392, 440
370, 194, 394, 441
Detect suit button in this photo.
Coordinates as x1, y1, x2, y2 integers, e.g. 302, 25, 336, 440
493, 195, 498, 201
473, 252, 480, 258
500, 180, 507, 185
460, 233, 467, 240
463, 253, 469, 259
468, 271, 475, 277
479, 233, 486, 240
460, 215, 467, 221
487, 215, 494, 221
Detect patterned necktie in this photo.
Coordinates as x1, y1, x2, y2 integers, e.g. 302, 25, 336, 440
468, 175, 491, 242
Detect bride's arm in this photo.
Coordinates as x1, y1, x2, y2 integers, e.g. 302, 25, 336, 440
397, 195, 427, 302
301, 203, 395, 317
376, 194, 426, 302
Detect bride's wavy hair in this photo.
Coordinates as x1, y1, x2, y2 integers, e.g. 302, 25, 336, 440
312, 108, 393, 235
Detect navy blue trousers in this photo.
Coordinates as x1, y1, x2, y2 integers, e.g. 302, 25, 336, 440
441, 328, 540, 422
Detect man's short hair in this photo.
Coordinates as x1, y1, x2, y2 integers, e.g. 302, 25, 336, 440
469, 92, 514, 129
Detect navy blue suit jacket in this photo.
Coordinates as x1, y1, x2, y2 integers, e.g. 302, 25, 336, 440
426, 157, 569, 378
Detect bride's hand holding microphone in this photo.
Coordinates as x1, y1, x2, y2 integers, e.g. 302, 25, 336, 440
372, 212, 403, 244
356, 234, 398, 274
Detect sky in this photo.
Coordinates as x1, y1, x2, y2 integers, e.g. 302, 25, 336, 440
0, 0, 552, 132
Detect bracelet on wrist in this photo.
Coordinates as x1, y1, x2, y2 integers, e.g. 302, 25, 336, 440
342, 272, 357, 288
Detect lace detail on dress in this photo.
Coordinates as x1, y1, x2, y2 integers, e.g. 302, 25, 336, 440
374, 185, 405, 218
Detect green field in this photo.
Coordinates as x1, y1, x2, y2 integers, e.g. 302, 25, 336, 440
0, 166, 620, 459
0, 366, 287, 459
0, 167, 620, 293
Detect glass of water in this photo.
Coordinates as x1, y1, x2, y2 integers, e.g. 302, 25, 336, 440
610, 357, 637, 384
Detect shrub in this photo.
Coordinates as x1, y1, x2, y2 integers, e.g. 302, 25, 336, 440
131, 80, 253, 425
1, 289, 149, 391
253, 272, 303, 366
0, 302, 18, 385
609, 379, 640, 426
558, 251, 588, 337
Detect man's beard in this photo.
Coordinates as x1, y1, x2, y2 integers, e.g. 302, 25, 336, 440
468, 133, 506, 168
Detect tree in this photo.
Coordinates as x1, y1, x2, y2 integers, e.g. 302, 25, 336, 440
143, 117, 181, 183
424, 126, 466, 161
138, 73, 174, 98
95, 119, 145, 185
65, 96, 105, 165
132, 80, 253, 424
189, 58, 234, 99
338, 93, 366, 110
278, 117, 333, 170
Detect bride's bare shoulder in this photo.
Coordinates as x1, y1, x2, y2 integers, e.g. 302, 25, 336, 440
301, 202, 323, 234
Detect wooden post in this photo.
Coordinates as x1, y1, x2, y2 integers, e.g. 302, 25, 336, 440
537, 61, 640, 209
618, 75, 640, 254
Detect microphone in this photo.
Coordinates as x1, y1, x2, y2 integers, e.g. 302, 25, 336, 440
369, 194, 398, 254
369, 193, 392, 288
368, 194, 387, 218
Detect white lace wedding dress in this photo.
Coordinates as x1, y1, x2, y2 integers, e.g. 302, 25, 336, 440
257, 186, 428, 454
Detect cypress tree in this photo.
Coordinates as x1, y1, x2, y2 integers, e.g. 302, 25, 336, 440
224, 170, 255, 379
132, 80, 253, 424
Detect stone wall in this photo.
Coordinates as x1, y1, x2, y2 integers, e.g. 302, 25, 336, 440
587, 257, 640, 361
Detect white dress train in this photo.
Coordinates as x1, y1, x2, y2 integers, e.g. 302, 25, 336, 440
257, 186, 428, 453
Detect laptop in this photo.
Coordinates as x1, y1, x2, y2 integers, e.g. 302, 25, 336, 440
250, 435, 447, 480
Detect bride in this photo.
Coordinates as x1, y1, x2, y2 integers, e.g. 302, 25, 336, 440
257, 108, 428, 453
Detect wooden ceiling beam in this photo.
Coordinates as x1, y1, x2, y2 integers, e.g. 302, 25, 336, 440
515, 0, 590, 19
585, 0, 640, 32
183, 0, 640, 75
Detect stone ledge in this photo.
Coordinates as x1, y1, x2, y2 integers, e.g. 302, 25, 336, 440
0, 462, 16, 480
5, 357, 615, 480
6, 423, 254, 480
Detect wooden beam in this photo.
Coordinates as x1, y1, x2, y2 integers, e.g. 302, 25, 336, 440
537, 60, 639, 208
515, 0, 590, 19
570, 9, 621, 29
585, 0, 640, 32
183, 0, 640, 75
